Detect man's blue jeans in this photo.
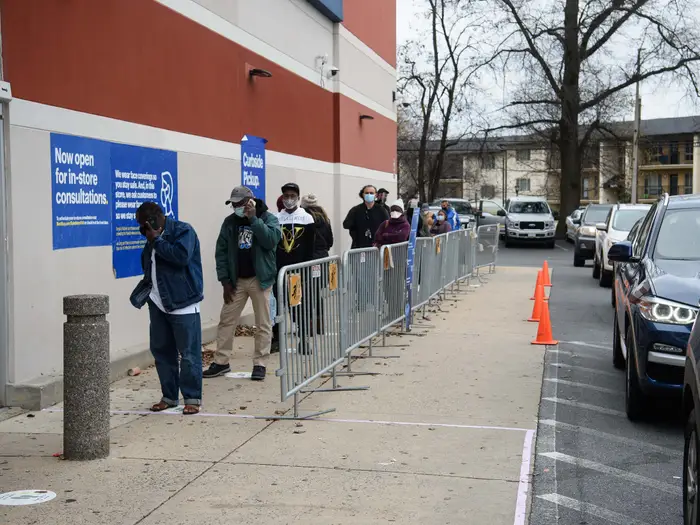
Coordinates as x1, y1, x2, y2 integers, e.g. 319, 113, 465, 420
148, 301, 202, 406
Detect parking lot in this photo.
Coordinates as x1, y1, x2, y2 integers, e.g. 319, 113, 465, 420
499, 240, 684, 525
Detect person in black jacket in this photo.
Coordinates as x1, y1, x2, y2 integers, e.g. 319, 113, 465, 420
343, 185, 389, 249
302, 193, 333, 337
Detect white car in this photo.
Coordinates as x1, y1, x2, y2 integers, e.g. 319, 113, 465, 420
592, 203, 651, 287
503, 196, 556, 248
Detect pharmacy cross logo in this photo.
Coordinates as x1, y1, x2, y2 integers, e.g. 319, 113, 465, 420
160, 171, 174, 217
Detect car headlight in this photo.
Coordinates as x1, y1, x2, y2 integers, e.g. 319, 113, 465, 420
545, 221, 554, 229
506, 218, 519, 229
638, 296, 698, 325
579, 225, 596, 236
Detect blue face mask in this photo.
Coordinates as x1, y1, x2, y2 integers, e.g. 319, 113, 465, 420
364, 193, 376, 203
234, 207, 246, 218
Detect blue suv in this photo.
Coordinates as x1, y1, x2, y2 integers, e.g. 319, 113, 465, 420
609, 194, 700, 420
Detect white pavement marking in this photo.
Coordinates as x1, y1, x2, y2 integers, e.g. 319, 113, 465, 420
554, 243, 569, 251
546, 349, 608, 362
541, 397, 626, 417
42, 408, 534, 432
514, 430, 535, 525
544, 378, 620, 394
548, 363, 619, 378
560, 340, 612, 351
540, 452, 681, 495
537, 494, 653, 525
538, 419, 682, 458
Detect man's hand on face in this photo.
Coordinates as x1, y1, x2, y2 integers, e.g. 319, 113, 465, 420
143, 222, 162, 243
223, 282, 235, 304
244, 199, 256, 218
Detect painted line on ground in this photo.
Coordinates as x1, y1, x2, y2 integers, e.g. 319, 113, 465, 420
42, 408, 534, 432
538, 419, 682, 458
537, 494, 652, 525
543, 378, 619, 394
540, 452, 681, 495
541, 397, 626, 417
554, 244, 569, 251
546, 349, 608, 362
548, 362, 619, 378
514, 430, 535, 525
560, 340, 612, 351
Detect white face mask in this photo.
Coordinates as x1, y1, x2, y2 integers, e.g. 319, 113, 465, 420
283, 197, 298, 210
390, 211, 402, 219
437, 215, 446, 222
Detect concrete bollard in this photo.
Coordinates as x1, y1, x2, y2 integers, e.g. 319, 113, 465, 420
63, 295, 110, 460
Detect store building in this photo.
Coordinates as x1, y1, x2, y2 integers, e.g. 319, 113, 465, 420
0, 0, 398, 407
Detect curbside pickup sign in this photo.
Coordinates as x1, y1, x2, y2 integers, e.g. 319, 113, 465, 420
241, 135, 267, 200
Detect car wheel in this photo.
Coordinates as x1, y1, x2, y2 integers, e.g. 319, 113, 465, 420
611, 281, 616, 308
592, 255, 601, 279
684, 408, 700, 525
547, 240, 556, 249
573, 251, 585, 267
625, 324, 646, 421
612, 314, 624, 370
599, 269, 612, 287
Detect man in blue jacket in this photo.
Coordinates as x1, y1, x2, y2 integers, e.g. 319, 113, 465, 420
130, 202, 204, 415
440, 199, 461, 231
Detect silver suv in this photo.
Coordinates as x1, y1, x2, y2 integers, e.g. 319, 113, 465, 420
503, 196, 556, 249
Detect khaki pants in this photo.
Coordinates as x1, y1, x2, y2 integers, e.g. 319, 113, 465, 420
215, 277, 272, 367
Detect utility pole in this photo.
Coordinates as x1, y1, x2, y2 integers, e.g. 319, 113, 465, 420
631, 48, 642, 204
502, 149, 508, 203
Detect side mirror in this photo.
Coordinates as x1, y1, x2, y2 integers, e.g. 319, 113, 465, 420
608, 240, 634, 262
596, 222, 607, 232
573, 219, 581, 226
496, 209, 506, 217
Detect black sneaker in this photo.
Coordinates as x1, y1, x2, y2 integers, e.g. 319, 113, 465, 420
202, 363, 231, 378
251, 365, 266, 381
270, 340, 280, 354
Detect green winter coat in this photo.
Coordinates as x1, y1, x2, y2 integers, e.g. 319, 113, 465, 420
215, 199, 281, 289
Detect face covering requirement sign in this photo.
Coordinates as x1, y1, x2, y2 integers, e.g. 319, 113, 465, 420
50, 133, 178, 279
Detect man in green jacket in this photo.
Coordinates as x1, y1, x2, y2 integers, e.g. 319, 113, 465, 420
203, 186, 281, 381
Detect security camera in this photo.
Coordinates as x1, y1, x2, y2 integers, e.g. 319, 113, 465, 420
328, 66, 339, 77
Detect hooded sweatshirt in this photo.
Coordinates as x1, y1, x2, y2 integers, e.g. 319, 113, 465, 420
430, 220, 452, 235
275, 207, 316, 268
374, 215, 411, 247
343, 202, 390, 249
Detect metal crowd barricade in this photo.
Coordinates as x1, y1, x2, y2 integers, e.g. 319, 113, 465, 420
475, 224, 499, 274
274, 256, 345, 418
378, 242, 409, 341
341, 247, 381, 360
456, 229, 473, 282
412, 236, 439, 311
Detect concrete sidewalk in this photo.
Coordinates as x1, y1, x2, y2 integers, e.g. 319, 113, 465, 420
0, 267, 544, 525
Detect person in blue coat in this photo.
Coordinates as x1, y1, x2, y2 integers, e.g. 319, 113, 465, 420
439, 199, 461, 230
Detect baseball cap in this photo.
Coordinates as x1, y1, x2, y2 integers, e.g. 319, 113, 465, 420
225, 185, 254, 205
281, 182, 300, 195
378, 188, 390, 194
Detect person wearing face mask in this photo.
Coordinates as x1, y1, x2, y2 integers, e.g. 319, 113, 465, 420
129, 202, 204, 415
271, 182, 316, 353
430, 209, 452, 235
374, 199, 411, 247
439, 199, 461, 231
203, 186, 281, 382
419, 203, 434, 237
376, 188, 391, 215
343, 184, 390, 248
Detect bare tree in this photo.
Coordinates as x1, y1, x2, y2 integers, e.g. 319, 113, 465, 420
398, 0, 487, 201
484, 0, 700, 234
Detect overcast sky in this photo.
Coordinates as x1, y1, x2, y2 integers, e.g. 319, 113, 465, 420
396, 0, 700, 122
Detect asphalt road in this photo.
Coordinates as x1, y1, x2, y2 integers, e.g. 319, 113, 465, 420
498, 238, 685, 525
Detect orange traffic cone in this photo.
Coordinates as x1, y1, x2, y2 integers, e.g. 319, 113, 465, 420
528, 282, 546, 322
542, 260, 552, 287
530, 270, 548, 301
532, 300, 558, 345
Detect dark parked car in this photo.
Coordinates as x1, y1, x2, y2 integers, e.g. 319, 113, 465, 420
683, 315, 700, 525
573, 204, 613, 267
610, 194, 700, 421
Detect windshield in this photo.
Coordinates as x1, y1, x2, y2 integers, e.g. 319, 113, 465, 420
508, 201, 550, 214
431, 200, 472, 214
612, 209, 649, 232
654, 208, 700, 260
583, 206, 611, 224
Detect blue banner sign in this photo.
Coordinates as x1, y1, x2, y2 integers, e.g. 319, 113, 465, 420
111, 144, 178, 279
306, 0, 343, 22
51, 134, 112, 250
241, 135, 267, 200
404, 208, 420, 330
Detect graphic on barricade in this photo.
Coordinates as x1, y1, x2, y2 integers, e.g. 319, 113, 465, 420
475, 224, 499, 273
379, 242, 409, 332
276, 257, 344, 405
342, 248, 381, 355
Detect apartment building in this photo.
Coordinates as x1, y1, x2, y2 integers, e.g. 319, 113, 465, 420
405, 116, 700, 211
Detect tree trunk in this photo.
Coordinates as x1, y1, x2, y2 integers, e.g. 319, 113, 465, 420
557, 123, 581, 237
